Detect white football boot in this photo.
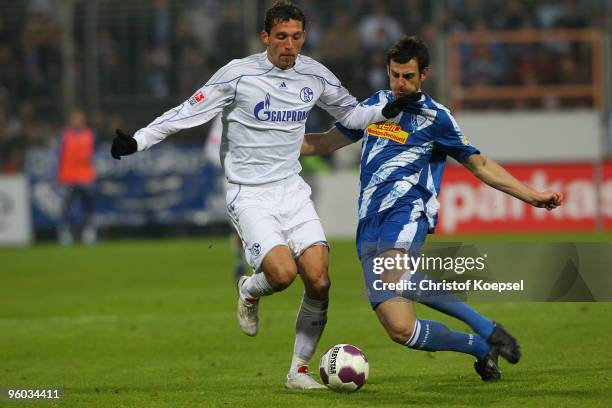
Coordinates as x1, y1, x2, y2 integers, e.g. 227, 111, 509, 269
285, 366, 326, 390
236, 276, 259, 336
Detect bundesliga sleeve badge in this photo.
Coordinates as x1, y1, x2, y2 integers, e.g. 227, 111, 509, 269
188, 90, 206, 106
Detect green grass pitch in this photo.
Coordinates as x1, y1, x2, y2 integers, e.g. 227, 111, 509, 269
1, 234, 611, 407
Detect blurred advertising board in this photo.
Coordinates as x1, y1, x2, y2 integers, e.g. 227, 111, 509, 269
0, 174, 32, 245
438, 162, 612, 234
25, 144, 227, 229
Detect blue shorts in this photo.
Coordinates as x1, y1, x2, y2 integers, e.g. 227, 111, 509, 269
356, 206, 429, 310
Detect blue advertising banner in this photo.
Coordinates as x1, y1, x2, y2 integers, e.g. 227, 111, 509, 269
26, 144, 228, 229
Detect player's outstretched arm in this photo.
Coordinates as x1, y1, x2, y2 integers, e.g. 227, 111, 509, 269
301, 127, 354, 156
337, 93, 423, 130
462, 154, 564, 210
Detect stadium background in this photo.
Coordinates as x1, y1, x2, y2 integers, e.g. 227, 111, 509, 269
0, 0, 611, 242
1, 1, 612, 407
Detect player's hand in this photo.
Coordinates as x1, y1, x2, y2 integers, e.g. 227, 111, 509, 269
111, 129, 138, 160
532, 191, 564, 211
382, 92, 422, 119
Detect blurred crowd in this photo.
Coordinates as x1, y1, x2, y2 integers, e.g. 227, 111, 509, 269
0, 0, 610, 173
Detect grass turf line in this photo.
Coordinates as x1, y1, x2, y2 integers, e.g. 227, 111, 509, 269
1, 236, 611, 407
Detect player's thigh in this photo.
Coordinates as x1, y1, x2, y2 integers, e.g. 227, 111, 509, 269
375, 298, 417, 343
226, 202, 285, 273
283, 192, 328, 257
377, 249, 410, 286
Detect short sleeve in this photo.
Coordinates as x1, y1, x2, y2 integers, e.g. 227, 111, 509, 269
434, 111, 479, 162
334, 122, 364, 142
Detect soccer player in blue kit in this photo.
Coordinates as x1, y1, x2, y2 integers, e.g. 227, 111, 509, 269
301, 36, 564, 380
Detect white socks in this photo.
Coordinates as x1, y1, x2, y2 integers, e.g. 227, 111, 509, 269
290, 294, 328, 373
240, 273, 274, 299
240, 278, 328, 374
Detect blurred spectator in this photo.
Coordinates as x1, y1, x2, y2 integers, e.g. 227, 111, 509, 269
56, 108, 97, 245
21, 10, 62, 113
179, 0, 221, 56
366, 50, 387, 91
213, 2, 248, 65
144, 45, 170, 99
16, 101, 52, 146
400, 0, 428, 34
462, 44, 505, 86
554, 0, 589, 29
151, 0, 172, 45
0, 41, 19, 103
461, 19, 506, 86
357, 2, 403, 51
97, 30, 123, 96
177, 40, 213, 97
499, 0, 537, 30
0, 0, 608, 148
319, 14, 360, 83
348, 65, 374, 101
0, 108, 24, 173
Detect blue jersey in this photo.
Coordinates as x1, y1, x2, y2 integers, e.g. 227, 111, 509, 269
336, 91, 479, 232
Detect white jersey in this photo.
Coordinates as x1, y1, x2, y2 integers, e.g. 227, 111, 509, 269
134, 51, 385, 185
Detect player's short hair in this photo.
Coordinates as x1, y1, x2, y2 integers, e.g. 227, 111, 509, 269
387, 36, 430, 73
264, 1, 307, 34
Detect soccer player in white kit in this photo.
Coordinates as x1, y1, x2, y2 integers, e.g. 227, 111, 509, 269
110, 1, 414, 389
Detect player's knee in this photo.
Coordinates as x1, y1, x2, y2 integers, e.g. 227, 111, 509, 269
307, 271, 331, 298
386, 319, 417, 345
268, 265, 298, 290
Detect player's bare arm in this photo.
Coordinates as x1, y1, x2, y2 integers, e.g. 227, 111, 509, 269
462, 153, 564, 210
301, 127, 353, 156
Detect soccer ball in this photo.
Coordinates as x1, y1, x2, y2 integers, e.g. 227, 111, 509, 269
319, 344, 369, 392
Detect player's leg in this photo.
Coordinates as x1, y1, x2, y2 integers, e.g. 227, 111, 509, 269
234, 220, 299, 336
227, 183, 299, 336
81, 185, 97, 245
383, 210, 519, 363
410, 272, 521, 363
373, 295, 500, 381
230, 232, 247, 282
404, 266, 495, 341
57, 185, 76, 246
393, 252, 520, 362
281, 176, 329, 389
285, 243, 329, 389
374, 250, 490, 359
365, 213, 500, 380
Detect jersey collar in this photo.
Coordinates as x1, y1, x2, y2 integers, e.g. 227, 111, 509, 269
261, 51, 302, 71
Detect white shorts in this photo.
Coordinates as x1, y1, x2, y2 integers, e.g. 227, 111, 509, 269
226, 174, 327, 271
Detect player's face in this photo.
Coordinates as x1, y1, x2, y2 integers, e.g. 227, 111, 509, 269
388, 58, 428, 98
261, 19, 306, 70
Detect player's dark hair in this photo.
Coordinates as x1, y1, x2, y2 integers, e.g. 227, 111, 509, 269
387, 36, 430, 73
264, 1, 307, 34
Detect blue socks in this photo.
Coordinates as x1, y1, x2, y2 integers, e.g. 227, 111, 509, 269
404, 272, 495, 340
405, 319, 491, 360
420, 299, 494, 340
